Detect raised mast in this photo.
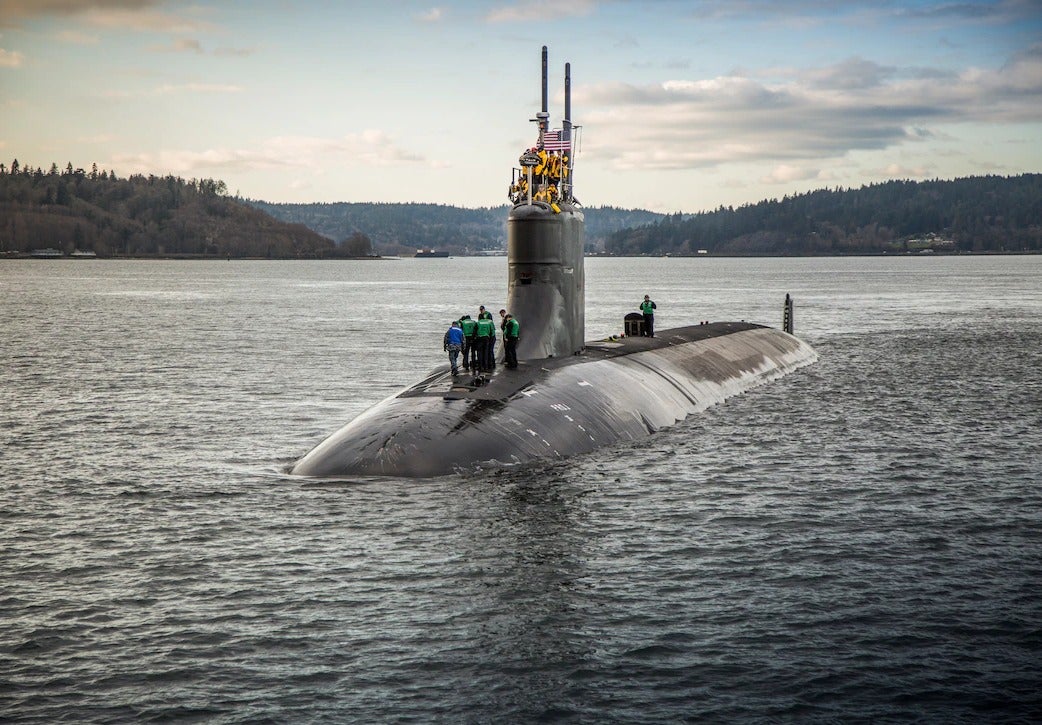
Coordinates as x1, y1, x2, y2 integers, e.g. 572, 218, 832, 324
537, 45, 550, 147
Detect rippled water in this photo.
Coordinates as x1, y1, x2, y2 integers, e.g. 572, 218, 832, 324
2, 256, 1041, 722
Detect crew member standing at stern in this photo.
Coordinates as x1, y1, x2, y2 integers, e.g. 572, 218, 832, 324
640, 294, 657, 337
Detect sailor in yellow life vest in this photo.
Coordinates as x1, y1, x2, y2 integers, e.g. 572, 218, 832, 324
550, 151, 564, 180
534, 148, 549, 177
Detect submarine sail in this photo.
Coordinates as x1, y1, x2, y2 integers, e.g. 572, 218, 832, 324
507, 47, 584, 360
289, 47, 817, 478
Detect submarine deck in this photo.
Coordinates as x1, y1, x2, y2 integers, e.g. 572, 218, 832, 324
401, 321, 765, 403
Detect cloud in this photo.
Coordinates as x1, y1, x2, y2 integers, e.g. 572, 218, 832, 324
802, 57, 895, 90
0, 1, 212, 32
150, 37, 202, 53
0, 47, 23, 66
213, 46, 254, 57
686, 0, 1041, 25
897, 0, 1034, 22
870, 163, 933, 178
102, 82, 242, 98
155, 82, 240, 94
486, 0, 596, 23
55, 29, 100, 44
77, 133, 115, 143
416, 7, 443, 23
81, 7, 212, 32
109, 131, 429, 176
760, 164, 821, 184
572, 46, 1042, 172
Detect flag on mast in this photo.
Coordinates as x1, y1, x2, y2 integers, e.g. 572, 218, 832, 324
542, 130, 571, 152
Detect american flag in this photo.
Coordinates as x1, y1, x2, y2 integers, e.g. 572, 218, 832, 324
542, 130, 571, 152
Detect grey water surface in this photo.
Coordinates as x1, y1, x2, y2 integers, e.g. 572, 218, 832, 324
2, 255, 1041, 722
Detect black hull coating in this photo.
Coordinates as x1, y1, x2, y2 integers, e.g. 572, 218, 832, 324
290, 322, 817, 478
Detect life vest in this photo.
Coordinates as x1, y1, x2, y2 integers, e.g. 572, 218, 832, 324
505, 318, 520, 339
461, 318, 477, 336
550, 154, 561, 179
476, 318, 494, 338
640, 301, 655, 315
534, 149, 549, 176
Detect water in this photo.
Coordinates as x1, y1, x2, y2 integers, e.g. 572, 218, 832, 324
2, 256, 1041, 722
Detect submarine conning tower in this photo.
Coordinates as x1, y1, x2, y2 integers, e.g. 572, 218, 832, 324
507, 46, 585, 360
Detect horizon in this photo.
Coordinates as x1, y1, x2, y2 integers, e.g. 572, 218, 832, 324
2, 1, 1041, 214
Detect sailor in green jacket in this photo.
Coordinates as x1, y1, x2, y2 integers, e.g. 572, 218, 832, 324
459, 315, 478, 370
640, 294, 657, 337
475, 315, 495, 372
503, 314, 520, 369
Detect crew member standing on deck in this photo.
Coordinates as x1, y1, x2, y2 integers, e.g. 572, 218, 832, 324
479, 305, 496, 368
444, 321, 465, 376
460, 314, 477, 370
498, 309, 507, 361
503, 314, 520, 369
640, 294, 657, 337
475, 314, 495, 372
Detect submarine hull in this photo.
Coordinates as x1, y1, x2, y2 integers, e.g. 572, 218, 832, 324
290, 322, 817, 478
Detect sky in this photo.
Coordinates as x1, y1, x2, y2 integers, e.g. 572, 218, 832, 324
1, 0, 1041, 213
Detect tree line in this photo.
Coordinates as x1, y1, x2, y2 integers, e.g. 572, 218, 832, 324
606, 175, 1042, 256
250, 200, 665, 255
0, 160, 355, 258
5, 160, 1037, 258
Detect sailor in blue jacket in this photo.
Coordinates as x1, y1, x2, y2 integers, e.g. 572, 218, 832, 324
444, 321, 466, 375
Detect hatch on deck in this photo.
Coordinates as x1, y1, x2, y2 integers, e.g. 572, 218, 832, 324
624, 312, 645, 337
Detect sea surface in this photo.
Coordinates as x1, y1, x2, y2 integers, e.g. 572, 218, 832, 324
2, 255, 1041, 723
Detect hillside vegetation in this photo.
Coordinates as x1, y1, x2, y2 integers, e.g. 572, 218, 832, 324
607, 175, 1042, 256
250, 200, 665, 255
3, 161, 1039, 258
0, 160, 349, 258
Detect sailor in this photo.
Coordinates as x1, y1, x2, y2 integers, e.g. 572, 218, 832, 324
549, 151, 561, 179
444, 320, 465, 375
475, 314, 495, 372
487, 309, 498, 369
478, 305, 493, 320
640, 294, 657, 337
460, 314, 478, 369
534, 148, 549, 178
496, 308, 507, 364
503, 314, 520, 369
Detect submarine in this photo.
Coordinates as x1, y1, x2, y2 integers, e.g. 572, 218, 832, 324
290, 47, 817, 478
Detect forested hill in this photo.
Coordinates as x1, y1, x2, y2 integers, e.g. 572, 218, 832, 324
250, 200, 664, 255
607, 175, 1042, 256
0, 161, 344, 258
6, 162, 1036, 259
